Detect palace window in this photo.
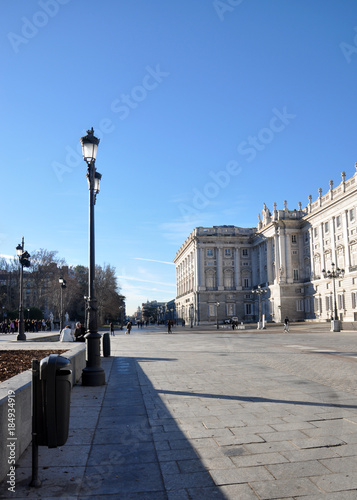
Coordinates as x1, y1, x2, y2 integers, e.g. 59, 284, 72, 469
224, 248, 231, 257
352, 292, 357, 309
296, 299, 304, 312
206, 276, 215, 289
293, 269, 299, 281
350, 208, 355, 222
224, 275, 233, 289
208, 304, 215, 317
325, 222, 329, 233
338, 294, 345, 310
226, 303, 235, 316
336, 215, 341, 228
206, 248, 213, 257
245, 303, 252, 315
242, 249, 248, 257
292, 234, 297, 243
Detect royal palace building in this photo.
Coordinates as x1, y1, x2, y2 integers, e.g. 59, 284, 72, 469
174, 166, 357, 326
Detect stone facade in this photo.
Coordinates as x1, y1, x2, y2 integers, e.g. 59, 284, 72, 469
174, 165, 357, 325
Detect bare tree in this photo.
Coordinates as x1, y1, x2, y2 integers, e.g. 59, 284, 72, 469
95, 263, 123, 324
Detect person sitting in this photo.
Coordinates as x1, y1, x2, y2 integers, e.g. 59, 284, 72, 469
74, 322, 86, 342
60, 325, 74, 342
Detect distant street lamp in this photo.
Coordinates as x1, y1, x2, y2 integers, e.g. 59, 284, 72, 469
80, 127, 105, 386
58, 277, 67, 331
190, 304, 193, 328
16, 237, 30, 341
216, 301, 220, 330
322, 263, 345, 332
252, 285, 267, 329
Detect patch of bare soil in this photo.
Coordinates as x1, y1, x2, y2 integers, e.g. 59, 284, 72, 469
0, 350, 67, 382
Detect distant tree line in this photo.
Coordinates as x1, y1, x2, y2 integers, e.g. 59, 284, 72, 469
0, 249, 125, 325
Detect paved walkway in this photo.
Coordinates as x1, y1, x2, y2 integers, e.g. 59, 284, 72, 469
1, 325, 357, 498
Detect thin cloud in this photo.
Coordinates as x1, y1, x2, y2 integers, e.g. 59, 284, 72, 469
133, 257, 175, 265
117, 275, 176, 287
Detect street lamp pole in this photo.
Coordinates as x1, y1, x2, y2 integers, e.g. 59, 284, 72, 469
58, 277, 66, 332
16, 237, 30, 341
252, 285, 267, 330
322, 263, 345, 332
80, 128, 105, 386
216, 301, 220, 330
190, 304, 193, 328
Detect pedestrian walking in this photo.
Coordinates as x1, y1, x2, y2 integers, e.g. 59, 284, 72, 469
126, 321, 132, 335
283, 316, 290, 333
167, 320, 172, 334
110, 322, 115, 336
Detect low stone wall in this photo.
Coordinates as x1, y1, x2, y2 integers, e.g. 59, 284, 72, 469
0, 343, 86, 484
31, 333, 60, 342
341, 322, 357, 331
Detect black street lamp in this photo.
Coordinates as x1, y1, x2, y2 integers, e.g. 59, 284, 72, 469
16, 237, 30, 341
58, 277, 67, 332
80, 128, 105, 386
322, 263, 345, 331
252, 285, 267, 329
216, 301, 220, 330
190, 304, 193, 328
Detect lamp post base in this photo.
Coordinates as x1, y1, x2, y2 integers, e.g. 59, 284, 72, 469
82, 332, 106, 386
82, 366, 105, 386
17, 333, 26, 341
330, 320, 341, 332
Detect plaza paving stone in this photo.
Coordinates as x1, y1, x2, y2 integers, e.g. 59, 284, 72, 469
1, 323, 357, 498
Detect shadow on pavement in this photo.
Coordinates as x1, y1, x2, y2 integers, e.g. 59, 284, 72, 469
156, 389, 357, 410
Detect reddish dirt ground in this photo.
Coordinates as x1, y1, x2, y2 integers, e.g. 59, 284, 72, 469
0, 350, 67, 382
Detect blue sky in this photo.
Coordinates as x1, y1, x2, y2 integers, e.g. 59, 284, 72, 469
1, 0, 357, 314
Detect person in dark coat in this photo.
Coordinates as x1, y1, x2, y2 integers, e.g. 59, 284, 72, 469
74, 322, 86, 341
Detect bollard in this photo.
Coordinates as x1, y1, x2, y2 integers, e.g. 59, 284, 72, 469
102, 332, 110, 357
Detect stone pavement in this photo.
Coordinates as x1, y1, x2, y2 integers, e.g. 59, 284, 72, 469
1, 324, 357, 498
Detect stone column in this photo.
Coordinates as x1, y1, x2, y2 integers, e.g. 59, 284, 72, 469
343, 210, 351, 268
319, 222, 325, 271
234, 248, 241, 289
309, 228, 315, 279
217, 247, 224, 290
259, 243, 264, 284
331, 217, 336, 264
274, 231, 280, 283
267, 239, 273, 284
194, 245, 200, 290
285, 231, 293, 283
278, 226, 287, 283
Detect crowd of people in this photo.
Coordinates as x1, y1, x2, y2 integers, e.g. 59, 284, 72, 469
1, 318, 51, 334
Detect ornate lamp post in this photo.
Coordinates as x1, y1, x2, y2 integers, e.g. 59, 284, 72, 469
216, 301, 220, 330
322, 263, 345, 332
190, 303, 193, 328
80, 128, 105, 386
58, 277, 67, 331
252, 285, 267, 330
16, 237, 30, 341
